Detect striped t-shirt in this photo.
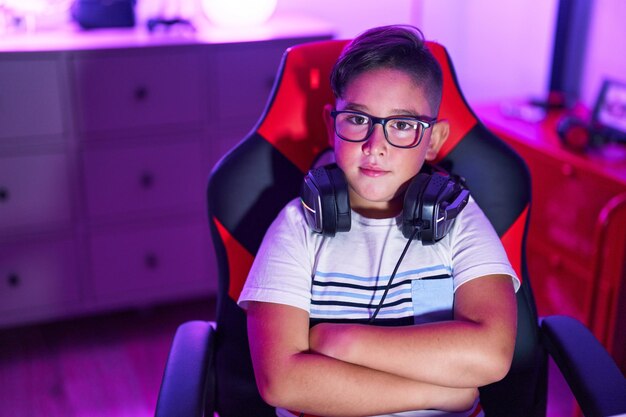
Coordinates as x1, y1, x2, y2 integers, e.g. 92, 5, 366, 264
239, 197, 519, 324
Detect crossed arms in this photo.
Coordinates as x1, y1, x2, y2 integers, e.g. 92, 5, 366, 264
246, 274, 517, 417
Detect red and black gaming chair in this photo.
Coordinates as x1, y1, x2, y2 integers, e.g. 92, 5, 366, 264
154, 40, 626, 417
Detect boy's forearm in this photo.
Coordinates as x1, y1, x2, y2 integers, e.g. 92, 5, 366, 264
255, 348, 477, 416
309, 320, 508, 388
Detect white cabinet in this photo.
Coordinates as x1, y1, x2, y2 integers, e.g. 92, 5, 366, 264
0, 152, 73, 230
88, 220, 210, 305
81, 139, 206, 219
0, 58, 65, 142
0, 51, 78, 326
73, 48, 206, 137
0, 26, 332, 328
0, 237, 80, 316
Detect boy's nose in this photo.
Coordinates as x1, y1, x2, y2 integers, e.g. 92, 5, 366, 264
362, 124, 387, 156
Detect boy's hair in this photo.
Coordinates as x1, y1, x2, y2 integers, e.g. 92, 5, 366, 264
330, 25, 443, 116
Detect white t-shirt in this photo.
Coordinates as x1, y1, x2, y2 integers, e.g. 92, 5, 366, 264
240, 196, 519, 319
239, 196, 519, 417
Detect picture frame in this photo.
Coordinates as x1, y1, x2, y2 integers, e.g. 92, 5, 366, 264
592, 79, 626, 143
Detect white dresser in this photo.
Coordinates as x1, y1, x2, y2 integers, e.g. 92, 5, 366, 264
0, 18, 333, 327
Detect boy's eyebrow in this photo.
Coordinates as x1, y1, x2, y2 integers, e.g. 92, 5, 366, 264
341, 103, 369, 112
390, 108, 423, 117
341, 103, 425, 118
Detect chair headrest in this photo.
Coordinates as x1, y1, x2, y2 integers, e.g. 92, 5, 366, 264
255, 39, 481, 172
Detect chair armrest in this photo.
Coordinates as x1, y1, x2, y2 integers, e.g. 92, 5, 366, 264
155, 321, 216, 417
541, 315, 626, 417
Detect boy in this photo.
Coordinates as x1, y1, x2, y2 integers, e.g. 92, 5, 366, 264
238, 25, 519, 417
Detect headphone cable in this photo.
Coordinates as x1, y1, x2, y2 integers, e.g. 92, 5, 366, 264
368, 227, 419, 323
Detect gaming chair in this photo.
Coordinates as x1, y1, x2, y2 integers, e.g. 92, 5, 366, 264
155, 39, 626, 417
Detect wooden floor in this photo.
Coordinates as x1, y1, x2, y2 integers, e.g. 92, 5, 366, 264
0, 298, 215, 417
0, 297, 576, 417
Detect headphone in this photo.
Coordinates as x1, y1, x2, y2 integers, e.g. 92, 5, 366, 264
556, 115, 626, 152
300, 163, 470, 244
556, 116, 596, 152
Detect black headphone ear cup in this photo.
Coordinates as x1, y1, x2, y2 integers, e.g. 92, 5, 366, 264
402, 173, 430, 239
301, 163, 351, 236
402, 172, 469, 244
325, 165, 351, 233
557, 115, 591, 152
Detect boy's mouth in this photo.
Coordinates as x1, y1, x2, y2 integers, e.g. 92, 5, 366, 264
360, 166, 389, 177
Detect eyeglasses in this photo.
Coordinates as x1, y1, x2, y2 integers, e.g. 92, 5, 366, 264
331, 110, 437, 149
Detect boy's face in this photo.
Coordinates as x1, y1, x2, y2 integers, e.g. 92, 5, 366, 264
325, 67, 449, 217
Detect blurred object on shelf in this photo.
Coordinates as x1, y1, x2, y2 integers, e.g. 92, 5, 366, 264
71, 0, 135, 30
500, 100, 547, 123
136, 0, 202, 33
146, 16, 195, 34
0, 0, 72, 33
556, 78, 626, 154
593, 79, 626, 143
530, 90, 576, 111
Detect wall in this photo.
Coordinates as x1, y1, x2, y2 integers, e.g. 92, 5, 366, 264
414, 0, 626, 109
580, 0, 626, 108
411, 0, 558, 105
274, 0, 557, 105
274, 0, 414, 39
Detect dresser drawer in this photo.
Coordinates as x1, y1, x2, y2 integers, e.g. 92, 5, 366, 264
89, 221, 211, 302
0, 237, 80, 313
0, 58, 65, 141
0, 152, 73, 230
73, 49, 204, 135
521, 148, 622, 264
82, 140, 206, 219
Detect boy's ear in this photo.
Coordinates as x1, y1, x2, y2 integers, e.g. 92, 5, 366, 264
323, 104, 335, 147
424, 120, 449, 161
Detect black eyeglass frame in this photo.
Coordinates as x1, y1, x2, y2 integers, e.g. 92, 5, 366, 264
330, 109, 438, 149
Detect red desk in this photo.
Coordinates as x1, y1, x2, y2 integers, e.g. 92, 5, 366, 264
476, 103, 626, 373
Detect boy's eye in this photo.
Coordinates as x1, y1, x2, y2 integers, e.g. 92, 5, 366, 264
347, 114, 370, 125
389, 119, 418, 131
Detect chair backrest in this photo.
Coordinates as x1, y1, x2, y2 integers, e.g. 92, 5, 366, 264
208, 39, 546, 417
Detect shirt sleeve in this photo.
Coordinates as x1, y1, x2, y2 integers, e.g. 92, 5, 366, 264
450, 197, 521, 292
238, 199, 315, 312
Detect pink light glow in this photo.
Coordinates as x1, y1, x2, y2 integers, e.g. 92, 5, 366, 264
200, 0, 277, 27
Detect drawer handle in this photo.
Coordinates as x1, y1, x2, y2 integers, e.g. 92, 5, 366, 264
7, 273, 20, 288
145, 252, 159, 270
134, 86, 149, 101
0, 187, 8, 203
140, 172, 155, 189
